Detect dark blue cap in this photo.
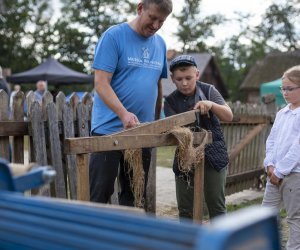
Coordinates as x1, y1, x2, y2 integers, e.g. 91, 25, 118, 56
169, 55, 197, 71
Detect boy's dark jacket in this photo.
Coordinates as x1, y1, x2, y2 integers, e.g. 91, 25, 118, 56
164, 81, 229, 174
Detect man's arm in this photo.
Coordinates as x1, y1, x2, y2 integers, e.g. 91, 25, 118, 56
154, 79, 163, 120
94, 69, 139, 129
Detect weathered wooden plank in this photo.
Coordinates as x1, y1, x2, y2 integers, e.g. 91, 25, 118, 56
75, 102, 92, 202
62, 103, 77, 199
11, 91, 25, 163
224, 114, 271, 124
76, 153, 89, 201
81, 92, 93, 121
65, 132, 212, 155
41, 91, 53, 120
47, 102, 67, 198
229, 124, 267, 163
26, 91, 35, 163
30, 101, 50, 196
69, 93, 79, 121
193, 132, 210, 222
0, 120, 84, 137
0, 90, 10, 160
112, 109, 199, 136
193, 157, 204, 223
146, 148, 156, 213
0, 121, 28, 136
226, 168, 265, 185
76, 103, 89, 137
55, 91, 66, 121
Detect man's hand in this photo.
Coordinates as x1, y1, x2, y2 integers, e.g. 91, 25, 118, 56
120, 111, 140, 129
194, 101, 213, 115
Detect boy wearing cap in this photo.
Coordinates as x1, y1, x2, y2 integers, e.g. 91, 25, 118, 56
164, 55, 233, 219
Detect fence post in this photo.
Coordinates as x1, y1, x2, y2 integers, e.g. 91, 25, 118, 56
62, 102, 77, 199
0, 90, 10, 161
46, 102, 67, 198
30, 101, 50, 196
11, 91, 25, 163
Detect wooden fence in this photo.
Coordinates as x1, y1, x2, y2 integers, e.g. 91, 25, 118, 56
0, 90, 275, 206
223, 102, 274, 195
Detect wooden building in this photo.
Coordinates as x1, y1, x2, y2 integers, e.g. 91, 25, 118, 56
162, 51, 229, 98
240, 50, 300, 103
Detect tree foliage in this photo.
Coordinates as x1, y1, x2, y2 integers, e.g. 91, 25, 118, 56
173, 0, 300, 101
1, 0, 300, 100
0, 0, 52, 72
53, 0, 135, 72
173, 0, 224, 52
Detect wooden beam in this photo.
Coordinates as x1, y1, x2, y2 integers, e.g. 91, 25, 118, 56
193, 157, 205, 223
76, 154, 89, 201
226, 168, 265, 184
64, 132, 212, 155
0, 121, 28, 136
111, 110, 199, 135
229, 124, 267, 162
223, 115, 271, 124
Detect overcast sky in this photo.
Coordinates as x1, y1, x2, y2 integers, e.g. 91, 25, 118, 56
158, 0, 273, 49
52, 0, 273, 49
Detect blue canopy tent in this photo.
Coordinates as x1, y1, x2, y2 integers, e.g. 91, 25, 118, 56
260, 79, 286, 107
6, 57, 93, 85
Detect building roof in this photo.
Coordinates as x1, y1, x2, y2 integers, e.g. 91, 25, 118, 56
162, 52, 228, 97
240, 50, 300, 91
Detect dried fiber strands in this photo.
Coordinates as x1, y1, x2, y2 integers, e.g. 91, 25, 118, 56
124, 149, 145, 208
169, 127, 208, 173
124, 127, 209, 208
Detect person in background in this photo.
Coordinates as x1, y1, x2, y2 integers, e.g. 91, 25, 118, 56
262, 65, 300, 250
9, 84, 21, 111
0, 65, 10, 96
164, 55, 233, 220
34, 80, 46, 104
89, 0, 173, 208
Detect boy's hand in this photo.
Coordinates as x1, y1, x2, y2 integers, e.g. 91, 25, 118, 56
270, 173, 282, 186
266, 165, 275, 177
194, 101, 213, 115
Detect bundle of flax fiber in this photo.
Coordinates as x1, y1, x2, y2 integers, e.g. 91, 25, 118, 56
124, 126, 209, 208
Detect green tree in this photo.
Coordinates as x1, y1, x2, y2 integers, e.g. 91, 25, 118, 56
217, 1, 300, 101
54, 0, 136, 72
173, 0, 224, 52
257, 2, 300, 50
0, 0, 52, 72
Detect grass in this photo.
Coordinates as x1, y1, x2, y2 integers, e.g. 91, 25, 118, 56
226, 196, 287, 218
156, 146, 176, 168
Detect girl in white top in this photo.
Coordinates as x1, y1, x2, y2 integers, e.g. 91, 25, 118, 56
262, 65, 300, 250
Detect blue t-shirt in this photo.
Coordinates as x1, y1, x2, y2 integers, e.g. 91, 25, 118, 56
92, 23, 168, 134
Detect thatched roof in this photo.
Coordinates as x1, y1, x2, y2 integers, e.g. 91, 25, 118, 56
162, 52, 228, 97
240, 50, 300, 91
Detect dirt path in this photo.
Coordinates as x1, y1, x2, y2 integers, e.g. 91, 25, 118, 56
156, 166, 288, 247
156, 166, 264, 218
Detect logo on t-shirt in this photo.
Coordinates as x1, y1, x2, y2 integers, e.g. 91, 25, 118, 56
127, 47, 162, 71
142, 47, 150, 59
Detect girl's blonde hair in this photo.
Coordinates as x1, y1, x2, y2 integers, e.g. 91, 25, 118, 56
282, 65, 300, 87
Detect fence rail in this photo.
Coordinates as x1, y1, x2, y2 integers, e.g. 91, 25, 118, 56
0, 90, 275, 207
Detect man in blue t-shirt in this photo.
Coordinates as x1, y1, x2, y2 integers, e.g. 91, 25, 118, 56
90, 0, 173, 208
